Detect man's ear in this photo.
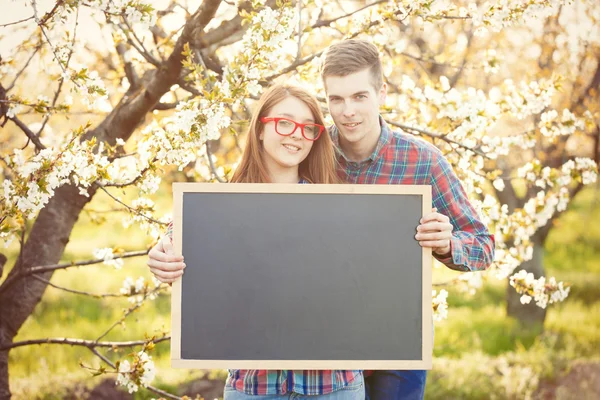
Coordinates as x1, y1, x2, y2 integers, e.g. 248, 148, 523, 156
379, 82, 387, 105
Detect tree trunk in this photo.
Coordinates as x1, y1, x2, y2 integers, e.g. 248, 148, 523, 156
0, 184, 97, 399
506, 233, 547, 327
0, 327, 9, 400
0, 2, 232, 396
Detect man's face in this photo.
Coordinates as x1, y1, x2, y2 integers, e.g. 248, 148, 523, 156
324, 68, 386, 148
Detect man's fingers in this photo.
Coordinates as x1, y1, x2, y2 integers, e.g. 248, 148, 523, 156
420, 211, 450, 224
418, 240, 450, 248
417, 222, 453, 233
415, 231, 452, 241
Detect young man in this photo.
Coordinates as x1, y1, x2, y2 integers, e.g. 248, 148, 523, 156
320, 39, 495, 400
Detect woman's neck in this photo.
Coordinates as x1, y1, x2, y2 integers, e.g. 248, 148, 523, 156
266, 162, 300, 183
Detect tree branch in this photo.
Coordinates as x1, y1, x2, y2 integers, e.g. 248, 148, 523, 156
36, 7, 80, 137
177, 79, 202, 97
421, 14, 471, 21
96, 287, 163, 342
87, 346, 183, 400
0, 16, 35, 27
116, 42, 139, 90
96, 185, 166, 225
262, 51, 324, 82
9, 115, 46, 150
31, 274, 164, 299
101, 165, 153, 188
36, 0, 67, 27
151, 101, 180, 110
32, 1, 69, 78
398, 51, 468, 70
193, 1, 252, 50
206, 142, 227, 183
311, 0, 387, 29
0, 336, 169, 352
0, 250, 149, 296
6, 43, 43, 92
120, 20, 161, 67
386, 120, 488, 157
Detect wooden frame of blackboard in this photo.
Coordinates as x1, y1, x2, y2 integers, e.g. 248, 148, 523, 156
171, 183, 433, 370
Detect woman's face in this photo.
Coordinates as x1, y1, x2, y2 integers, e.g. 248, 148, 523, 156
260, 96, 317, 173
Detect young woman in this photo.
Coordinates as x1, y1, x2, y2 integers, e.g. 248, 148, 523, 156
147, 84, 364, 399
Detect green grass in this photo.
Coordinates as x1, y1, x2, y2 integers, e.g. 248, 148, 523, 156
3, 185, 600, 399
545, 187, 600, 274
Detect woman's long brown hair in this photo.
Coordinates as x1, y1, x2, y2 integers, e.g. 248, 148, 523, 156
231, 84, 340, 184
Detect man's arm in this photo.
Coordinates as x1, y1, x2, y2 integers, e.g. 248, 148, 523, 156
419, 151, 495, 272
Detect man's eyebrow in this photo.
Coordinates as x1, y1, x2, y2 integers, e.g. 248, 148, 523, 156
328, 91, 370, 98
279, 113, 314, 122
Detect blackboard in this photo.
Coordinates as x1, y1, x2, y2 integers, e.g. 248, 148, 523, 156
171, 183, 432, 369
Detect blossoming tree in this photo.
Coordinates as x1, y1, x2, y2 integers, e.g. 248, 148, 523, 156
0, 0, 598, 398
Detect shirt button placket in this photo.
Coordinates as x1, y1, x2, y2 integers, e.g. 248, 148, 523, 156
348, 162, 361, 183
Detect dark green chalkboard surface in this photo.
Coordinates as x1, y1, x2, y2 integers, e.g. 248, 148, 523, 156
171, 183, 432, 370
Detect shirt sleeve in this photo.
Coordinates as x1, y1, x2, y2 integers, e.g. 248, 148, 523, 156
429, 150, 495, 272
165, 221, 174, 242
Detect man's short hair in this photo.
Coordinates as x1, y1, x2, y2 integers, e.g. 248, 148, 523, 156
320, 39, 383, 91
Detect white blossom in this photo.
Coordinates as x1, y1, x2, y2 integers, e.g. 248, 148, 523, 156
115, 360, 137, 393
92, 248, 124, 269
520, 294, 532, 304
493, 178, 505, 191
115, 349, 156, 393
432, 289, 449, 321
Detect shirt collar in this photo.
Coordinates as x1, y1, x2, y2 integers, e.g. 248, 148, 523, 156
329, 116, 392, 164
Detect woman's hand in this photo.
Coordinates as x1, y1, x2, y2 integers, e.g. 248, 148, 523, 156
147, 236, 186, 283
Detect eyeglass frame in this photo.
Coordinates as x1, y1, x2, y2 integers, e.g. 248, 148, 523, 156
260, 117, 325, 141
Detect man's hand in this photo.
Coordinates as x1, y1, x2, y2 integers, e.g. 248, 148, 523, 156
147, 235, 186, 283
415, 208, 453, 256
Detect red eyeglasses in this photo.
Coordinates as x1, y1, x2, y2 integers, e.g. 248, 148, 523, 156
260, 117, 325, 141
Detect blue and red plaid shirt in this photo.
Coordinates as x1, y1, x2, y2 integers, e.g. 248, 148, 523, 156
331, 117, 495, 272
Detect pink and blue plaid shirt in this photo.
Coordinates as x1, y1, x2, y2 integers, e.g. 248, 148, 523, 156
225, 369, 361, 396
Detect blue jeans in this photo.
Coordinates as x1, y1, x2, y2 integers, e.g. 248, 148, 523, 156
223, 374, 365, 399
364, 370, 427, 400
